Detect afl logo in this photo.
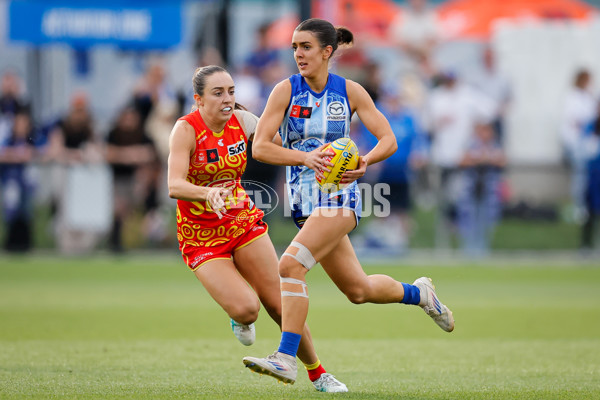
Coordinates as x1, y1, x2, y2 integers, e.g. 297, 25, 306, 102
210, 178, 280, 219
327, 101, 345, 115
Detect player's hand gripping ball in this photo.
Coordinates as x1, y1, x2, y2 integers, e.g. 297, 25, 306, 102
316, 137, 359, 192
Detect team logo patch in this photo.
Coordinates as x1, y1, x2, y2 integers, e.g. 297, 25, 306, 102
227, 140, 246, 156
327, 101, 346, 121
206, 148, 220, 163
291, 105, 312, 119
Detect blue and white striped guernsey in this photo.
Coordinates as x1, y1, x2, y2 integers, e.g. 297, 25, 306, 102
280, 73, 361, 224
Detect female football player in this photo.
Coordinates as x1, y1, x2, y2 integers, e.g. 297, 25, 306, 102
243, 18, 455, 385
167, 65, 346, 392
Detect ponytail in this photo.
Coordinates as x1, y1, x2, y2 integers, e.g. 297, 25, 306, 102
295, 18, 354, 58
336, 27, 354, 47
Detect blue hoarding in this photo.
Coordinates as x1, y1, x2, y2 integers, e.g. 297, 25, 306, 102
8, 1, 182, 49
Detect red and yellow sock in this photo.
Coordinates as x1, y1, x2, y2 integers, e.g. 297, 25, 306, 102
305, 359, 327, 382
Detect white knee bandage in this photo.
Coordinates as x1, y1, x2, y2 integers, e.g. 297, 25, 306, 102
282, 241, 316, 270
280, 277, 308, 298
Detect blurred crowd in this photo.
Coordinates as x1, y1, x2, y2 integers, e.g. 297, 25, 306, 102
0, 63, 179, 254
1, 0, 599, 256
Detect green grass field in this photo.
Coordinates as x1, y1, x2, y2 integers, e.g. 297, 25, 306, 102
1, 253, 599, 399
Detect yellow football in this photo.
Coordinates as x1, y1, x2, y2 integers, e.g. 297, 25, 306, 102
316, 137, 359, 192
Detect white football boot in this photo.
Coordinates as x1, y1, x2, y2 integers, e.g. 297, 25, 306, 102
230, 319, 255, 346
242, 352, 297, 384
412, 277, 455, 332
312, 373, 348, 392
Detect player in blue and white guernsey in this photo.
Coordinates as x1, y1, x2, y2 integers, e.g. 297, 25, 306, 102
281, 70, 357, 224
243, 19, 455, 389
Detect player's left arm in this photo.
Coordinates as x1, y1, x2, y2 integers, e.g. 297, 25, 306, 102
342, 80, 398, 183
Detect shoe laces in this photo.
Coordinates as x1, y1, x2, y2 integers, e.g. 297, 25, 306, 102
264, 352, 296, 372
265, 352, 289, 364
317, 373, 343, 387
423, 305, 440, 317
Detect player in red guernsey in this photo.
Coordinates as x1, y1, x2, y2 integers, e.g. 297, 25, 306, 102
175, 92, 265, 268
167, 65, 346, 392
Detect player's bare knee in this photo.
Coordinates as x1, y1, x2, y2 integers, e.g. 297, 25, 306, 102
343, 286, 369, 304
228, 303, 259, 325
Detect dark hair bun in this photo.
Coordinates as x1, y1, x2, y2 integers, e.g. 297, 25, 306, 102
336, 27, 354, 46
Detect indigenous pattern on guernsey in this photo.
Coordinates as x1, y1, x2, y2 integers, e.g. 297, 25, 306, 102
176, 110, 264, 251
280, 73, 361, 219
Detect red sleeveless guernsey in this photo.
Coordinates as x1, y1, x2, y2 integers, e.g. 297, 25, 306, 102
176, 110, 264, 252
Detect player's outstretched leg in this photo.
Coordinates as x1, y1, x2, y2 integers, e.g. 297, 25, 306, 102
231, 319, 256, 346
243, 352, 298, 384
413, 277, 455, 332
312, 373, 348, 392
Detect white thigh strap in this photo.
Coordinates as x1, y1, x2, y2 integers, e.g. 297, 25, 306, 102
282, 241, 316, 270
280, 277, 308, 298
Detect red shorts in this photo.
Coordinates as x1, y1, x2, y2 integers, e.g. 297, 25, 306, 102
181, 219, 268, 271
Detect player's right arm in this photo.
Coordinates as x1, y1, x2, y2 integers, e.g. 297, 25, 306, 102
252, 80, 333, 177
167, 120, 230, 216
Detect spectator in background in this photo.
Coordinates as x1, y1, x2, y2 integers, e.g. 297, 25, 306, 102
581, 101, 600, 251
132, 62, 177, 126
240, 23, 289, 208
133, 60, 178, 162
361, 61, 383, 104
45, 92, 104, 253
457, 121, 506, 257
0, 71, 29, 145
561, 68, 596, 224
425, 70, 495, 249
105, 106, 158, 252
357, 85, 426, 252
0, 110, 35, 251
243, 23, 290, 115
233, 66, 264, 116
401, 52, 438, 116
46, 92, 97, 164
469, 46, 512, 146
388, 0, 441, 72
245, 23, 279, 79
133, 60, 178, 238
0, 71, 27, 114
